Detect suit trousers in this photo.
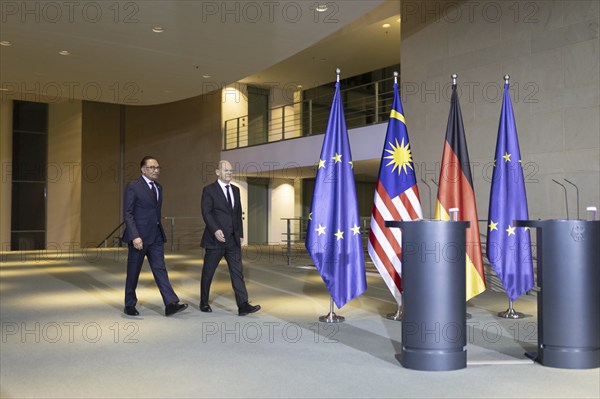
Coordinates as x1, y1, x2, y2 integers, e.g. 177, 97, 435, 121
124, 231, 179, 307
201, 238, 248, 308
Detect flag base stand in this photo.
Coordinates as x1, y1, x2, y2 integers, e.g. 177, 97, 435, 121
497, 299, 527, 319
466, 312, 472, 319
385, 306, 403, 321
319, 297, 345, 323
498, 308, 525, 319
319, 313, 345, 323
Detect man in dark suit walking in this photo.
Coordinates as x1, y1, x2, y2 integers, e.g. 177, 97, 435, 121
122, 156, 188, 317
200, 160, 260, 316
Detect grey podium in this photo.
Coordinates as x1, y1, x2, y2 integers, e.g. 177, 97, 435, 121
515, 219, 600, 369
385, 220, 470, 371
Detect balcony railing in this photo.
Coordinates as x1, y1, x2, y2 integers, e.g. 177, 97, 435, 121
223, 77, 396, 150
280, 217, 539, 296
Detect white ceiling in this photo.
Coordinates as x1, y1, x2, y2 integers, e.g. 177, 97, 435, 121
0, 0, 401, 106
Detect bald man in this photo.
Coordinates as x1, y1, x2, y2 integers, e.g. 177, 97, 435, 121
199, 160, 260, 316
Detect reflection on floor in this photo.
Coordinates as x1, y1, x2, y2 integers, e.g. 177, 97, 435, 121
1, 247, 598, 398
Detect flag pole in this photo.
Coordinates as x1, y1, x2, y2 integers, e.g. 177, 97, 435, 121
497, 299, 526, 319
450, 73, 480, 318
450, 206, 473, 320
386, 306, 403, 321
319, 297, 345, 323
384, 71, 404, 322
494, 73, 528, 320
318, 67, 346, 324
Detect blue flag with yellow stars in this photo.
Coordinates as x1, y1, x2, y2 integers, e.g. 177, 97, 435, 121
486, 82, 534, 302
305, 81, 367, 309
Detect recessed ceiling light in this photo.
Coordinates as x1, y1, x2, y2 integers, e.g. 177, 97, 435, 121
58, 50, 70, 56
152, 26, 164, 33
316, 5, 327, 12
382, 23, 391, 29
297, 85, 303, 89
0, 41, 11, 46
202, 74, 211, 79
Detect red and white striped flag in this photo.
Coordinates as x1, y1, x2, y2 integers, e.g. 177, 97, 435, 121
368, 81, 423, 304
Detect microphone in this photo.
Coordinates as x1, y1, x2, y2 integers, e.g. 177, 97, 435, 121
564, 179, 579, 219
420, 178, 432, 219
551, 179, 569, 219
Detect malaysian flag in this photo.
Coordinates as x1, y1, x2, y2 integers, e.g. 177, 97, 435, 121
368, 80, 423, 305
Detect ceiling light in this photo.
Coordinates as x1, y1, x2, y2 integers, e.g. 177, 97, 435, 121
0, 41, 11, 46
58, 50, 70, 56
152, 26, 164, 33
202, 74, 211, 79
315, 5, 328, 12
382, 23, 391, 29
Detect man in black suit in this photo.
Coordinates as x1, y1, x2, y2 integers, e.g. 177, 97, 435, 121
122, 156, 188, 317
200, 160, 260, 316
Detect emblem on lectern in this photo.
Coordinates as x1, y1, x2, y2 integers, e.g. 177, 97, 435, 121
570, 225, 585, 242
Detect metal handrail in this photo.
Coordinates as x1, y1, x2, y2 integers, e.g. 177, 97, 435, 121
223, 77, 396, 150
96, 221, 125, 248
280, 216, 539, 295
96, 217, 205, 251
163, 216, 204, 252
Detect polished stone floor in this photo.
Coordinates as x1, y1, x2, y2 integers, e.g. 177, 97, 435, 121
1, 247, 598, 398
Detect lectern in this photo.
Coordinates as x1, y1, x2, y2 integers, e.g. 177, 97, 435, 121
385, 220, 469, 371
515, 219, 600, 369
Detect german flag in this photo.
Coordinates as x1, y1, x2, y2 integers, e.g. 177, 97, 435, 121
434, 84, 486, 301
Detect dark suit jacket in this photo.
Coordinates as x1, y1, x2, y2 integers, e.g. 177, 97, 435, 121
200, 181, 243, 249
122, 176, 167, 245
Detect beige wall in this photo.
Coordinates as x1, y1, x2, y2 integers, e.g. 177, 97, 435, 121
123, 92, 222, 249
79, 92, 222, 248
47, 101, 82, 249
401, 0, 599, 220
268, 178, 295, 245
0, 91, 221, 250
0, 100, 13, 250
222, 84, 249, 149
81, 101, 121, 247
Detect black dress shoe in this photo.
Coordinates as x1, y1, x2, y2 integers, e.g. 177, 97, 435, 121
238, 302, 261, 316
124, 306, 139, 316
199, 303, 212, 312
165, 302, 188, 316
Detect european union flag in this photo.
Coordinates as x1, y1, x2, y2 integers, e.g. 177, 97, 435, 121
486, 82, 534, 302
305, 81, 367, 309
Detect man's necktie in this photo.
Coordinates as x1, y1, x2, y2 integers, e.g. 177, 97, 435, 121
225, 185, 233, 209
150, 182, 158, 202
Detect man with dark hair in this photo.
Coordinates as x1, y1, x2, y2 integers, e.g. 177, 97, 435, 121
200, 160, 260, 316
122, 156, 188, 317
